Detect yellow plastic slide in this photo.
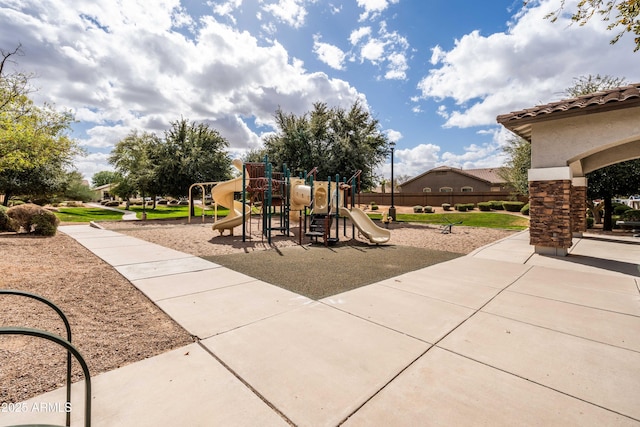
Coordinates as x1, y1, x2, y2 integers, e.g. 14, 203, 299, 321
212, 161, 251, 235
338, 207, 391, 244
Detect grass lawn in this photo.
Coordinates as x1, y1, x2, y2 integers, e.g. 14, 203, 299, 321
127, 205, 230, 220
55, 205, 231, 222
368, 211, 530, 230
55, 207, 124, 222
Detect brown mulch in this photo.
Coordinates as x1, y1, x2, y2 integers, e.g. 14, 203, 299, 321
0, 233, 194, 404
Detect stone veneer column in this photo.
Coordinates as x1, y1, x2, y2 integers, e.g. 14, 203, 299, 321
528, 167, 573, 256
571, 177, 587, 236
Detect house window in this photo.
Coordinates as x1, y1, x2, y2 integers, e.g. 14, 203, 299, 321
461, 186, 473, 192
439, 187, 453, 193
423, 187, 431, 193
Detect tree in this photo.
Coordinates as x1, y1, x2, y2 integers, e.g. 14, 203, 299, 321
542, 0, 640, 51
92, 170, 121, 188
0, 45, 82, 205
564, 74, 628, 97
263, 101, 389, 189
498, 135, 531, 198
109, 130, 157, 210
60, 171, 94, 202
152, 118, 232, 198
587, 160, 640, 230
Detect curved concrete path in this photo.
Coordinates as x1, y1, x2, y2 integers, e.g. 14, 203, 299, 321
85, 202, 139, 220
2, 228, 639, 426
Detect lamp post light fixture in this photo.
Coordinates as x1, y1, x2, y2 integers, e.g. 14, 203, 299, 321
389, 141, 396, 221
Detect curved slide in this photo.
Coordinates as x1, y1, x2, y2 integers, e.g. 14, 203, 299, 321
338, 207, 391, 244
212, 161, 251, 235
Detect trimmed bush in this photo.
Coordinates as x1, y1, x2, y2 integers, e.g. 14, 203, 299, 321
104, 200, 121, 207
424, 206, 433, 213
489, 200, 504, 210
520, 203, 530, 216
462, 203, 475, 211
370, 201, 378, 211
30, 210, 60, 236
412, 205, 423, 213
503, 201, 525, 212
587, 217, 594, 229
614, 204, 632, 215
621, 209, 640, 221
0, 205, 16, 231
477, 202, 492, 212
454, 204, 467, 212
7, 204, 59, 235
442, 203, 451, 211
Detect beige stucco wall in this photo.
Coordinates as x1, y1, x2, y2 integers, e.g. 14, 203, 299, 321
530, 106, 640, 173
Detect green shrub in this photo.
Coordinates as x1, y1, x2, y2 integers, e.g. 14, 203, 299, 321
455, 204, 467, 212
587, 217, 594, 229
413, 205, 423, 213
520, 203, 530, 215
7, 204, 59, 235
104, 200, 121, 207
503, 201, 525, 212
30, 210, 60, 236
424, 206, 433, 213
462, 203, 475, 210
621, 209, 640, 221
614, 204, 632, 215
370, 202, 379, 211
442, 203, 451, 211
489, 200, 504, 210
0, 205, 16, 231
477, 202, 492, 212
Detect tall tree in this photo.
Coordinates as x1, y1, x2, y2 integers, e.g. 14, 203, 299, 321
152, 118, 232, 198
108, 130, 157, 207
587, 160, 640, 230
542, 0, 640, 51
1, 45, 81, 205
264, 101, 389, 189
498, 135, 531, 198
91, 170, 121, 188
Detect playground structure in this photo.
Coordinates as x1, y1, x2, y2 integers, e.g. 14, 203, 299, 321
189, 158, 390, 246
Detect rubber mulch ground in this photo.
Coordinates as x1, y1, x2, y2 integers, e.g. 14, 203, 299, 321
202, 242, 462, 300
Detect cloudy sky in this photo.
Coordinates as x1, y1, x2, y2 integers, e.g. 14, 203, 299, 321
1, 0, 638, 182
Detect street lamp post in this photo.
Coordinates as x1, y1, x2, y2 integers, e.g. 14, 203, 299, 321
389, 141, 396, 221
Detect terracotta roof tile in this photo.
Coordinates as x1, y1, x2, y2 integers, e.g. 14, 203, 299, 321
496, 83, 640, 140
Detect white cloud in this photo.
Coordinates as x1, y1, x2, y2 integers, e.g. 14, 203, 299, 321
313, 34, 346, 70
212, 0, 243, 23
0, 0, 367, 180
361, 38, 386, 62
350, 21, 410, 80
349, 26, 371, 45
261, 0, 309, 28
356, 0, 400, 21
385, 129, 402, 142
416, 0, 640, 129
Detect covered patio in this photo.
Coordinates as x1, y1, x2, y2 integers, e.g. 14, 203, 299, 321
497, 83, 640, 255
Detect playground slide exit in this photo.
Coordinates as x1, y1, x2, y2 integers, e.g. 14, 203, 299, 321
211, 160, 251, 235
338, 207, 391, 244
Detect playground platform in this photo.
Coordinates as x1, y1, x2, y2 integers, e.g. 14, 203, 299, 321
2, 227, 639, 426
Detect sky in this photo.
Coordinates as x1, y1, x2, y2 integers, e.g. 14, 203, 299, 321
1, 0, 638, 183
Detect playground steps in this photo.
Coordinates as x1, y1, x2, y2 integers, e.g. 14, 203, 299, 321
306, 214, 331, 243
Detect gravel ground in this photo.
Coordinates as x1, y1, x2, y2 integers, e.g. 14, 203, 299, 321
1, 208, 521, 405
0, 233, 194, 405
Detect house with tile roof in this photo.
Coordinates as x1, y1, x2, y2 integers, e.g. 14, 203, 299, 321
399, 166, 512, 194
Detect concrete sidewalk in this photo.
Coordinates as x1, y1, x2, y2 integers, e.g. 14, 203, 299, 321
2, 227, 639, 426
